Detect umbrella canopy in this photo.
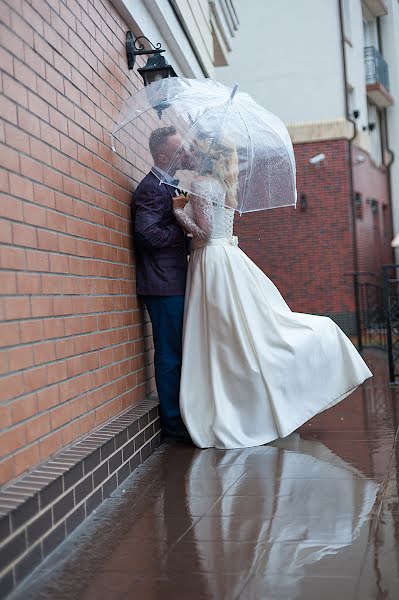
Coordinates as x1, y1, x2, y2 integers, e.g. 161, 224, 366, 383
111, 78, 297, 214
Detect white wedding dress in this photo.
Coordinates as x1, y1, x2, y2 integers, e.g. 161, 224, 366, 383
174, 178, 372, 449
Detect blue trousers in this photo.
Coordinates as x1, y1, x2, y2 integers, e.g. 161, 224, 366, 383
143, 295, 185, 435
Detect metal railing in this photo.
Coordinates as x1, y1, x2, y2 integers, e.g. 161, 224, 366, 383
364, 46, 390, 91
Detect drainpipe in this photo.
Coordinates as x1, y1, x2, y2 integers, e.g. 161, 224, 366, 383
338, 0, 362, 349
377, 16, 396, 265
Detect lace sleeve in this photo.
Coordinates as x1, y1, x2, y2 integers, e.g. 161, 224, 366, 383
173, 181, 214, 240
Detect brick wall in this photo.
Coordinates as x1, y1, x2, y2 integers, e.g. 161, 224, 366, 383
235, 139, 392, 333
0, 0, 155, 487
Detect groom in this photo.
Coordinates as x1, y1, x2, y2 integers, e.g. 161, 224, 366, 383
133, 126, 191, 441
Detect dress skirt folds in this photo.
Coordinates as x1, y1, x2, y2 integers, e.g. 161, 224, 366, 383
179, 239, 372, 449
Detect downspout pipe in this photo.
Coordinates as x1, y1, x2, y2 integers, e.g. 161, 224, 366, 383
338, 0, 362, 349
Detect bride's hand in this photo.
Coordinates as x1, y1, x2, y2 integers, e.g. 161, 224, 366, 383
173, 195, 187, 210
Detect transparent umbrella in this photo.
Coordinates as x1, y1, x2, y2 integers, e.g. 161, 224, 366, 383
111, 78, 297, 214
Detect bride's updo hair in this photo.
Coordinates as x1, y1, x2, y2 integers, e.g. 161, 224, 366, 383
194, 135, 239, 209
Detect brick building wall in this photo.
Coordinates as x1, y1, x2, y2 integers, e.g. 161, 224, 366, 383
0, 0, 155, 487
352, 148, 393, 273
235, 138, 393, 334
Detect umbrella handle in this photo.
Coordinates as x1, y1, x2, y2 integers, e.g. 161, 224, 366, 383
230, 83, 239, 101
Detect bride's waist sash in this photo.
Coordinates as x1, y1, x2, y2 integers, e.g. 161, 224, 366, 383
192, 236, 239, 250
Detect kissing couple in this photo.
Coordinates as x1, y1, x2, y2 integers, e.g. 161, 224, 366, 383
133, 126, 372, 449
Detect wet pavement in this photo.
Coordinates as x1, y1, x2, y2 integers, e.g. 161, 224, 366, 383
9, 349, 399, 599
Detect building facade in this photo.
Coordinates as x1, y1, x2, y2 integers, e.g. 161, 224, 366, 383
0, 0, 237, 593
217, 0, 398, 334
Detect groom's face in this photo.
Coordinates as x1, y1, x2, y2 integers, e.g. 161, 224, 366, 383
159, 134, 194, 172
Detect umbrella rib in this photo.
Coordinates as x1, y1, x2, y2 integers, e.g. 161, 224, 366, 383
235, 104, 254, 213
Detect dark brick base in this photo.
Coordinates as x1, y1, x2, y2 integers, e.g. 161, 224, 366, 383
0, 397, 161, 598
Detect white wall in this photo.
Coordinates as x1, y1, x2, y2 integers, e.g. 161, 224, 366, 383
111, 0, 207, 78
344, 0, 369, 133
216, 0, 346, 125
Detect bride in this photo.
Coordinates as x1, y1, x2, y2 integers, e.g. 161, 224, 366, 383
172, 137, 372, 449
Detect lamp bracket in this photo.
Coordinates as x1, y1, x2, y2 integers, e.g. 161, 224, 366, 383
132, 35, 165, 56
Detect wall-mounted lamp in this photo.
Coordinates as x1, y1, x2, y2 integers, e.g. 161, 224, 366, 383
354, 192, 363, 218
370, 198, 378, 214
126, 32, 176, 86
300, 192, 308, 210
350, 110, 360, 119
354, 192, 362, 207
362, 123, 376, 132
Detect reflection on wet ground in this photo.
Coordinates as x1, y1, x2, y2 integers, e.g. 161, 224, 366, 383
10, 350, 399, 599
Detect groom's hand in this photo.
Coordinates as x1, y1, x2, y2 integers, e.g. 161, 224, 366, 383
173, 195, 187, 210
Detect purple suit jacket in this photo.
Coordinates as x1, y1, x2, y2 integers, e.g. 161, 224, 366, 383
133, 171, 188, 296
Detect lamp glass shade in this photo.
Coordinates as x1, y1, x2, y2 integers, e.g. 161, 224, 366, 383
137, 54, 177, 86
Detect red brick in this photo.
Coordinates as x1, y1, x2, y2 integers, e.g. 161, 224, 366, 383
55, 337, 75, 359
0, 46, 13, 76
37, 229, 59, 251
0, 218, 12, 244
41, 273, 62, 294
39, 430, 63, 461
12, 222, 38, 248
26, 249, 50, 272
1, 142, 20, 173
49, 403, 71, 429
33, 183, 56, 209
3, 73, 28, 108
0, 456, 16, 485
37, 384, 59, 411
23, 45, 46, 79
47, 360, 68, 385
23, 202, 47, 226
33, 341, 56, 365
43, 21, 62, 54
49, 253, 69, 273
43, 317, 65, 338
47, 211, 67, 232
0, 322, 19, 347
20, 156, 44, 184
10, 9, 34, 47
28, 90, 49, 121
0, 169, 9, 194
25, 413, 51, 443
9, 173, 34, 201
0, 424, 27, 457
11, 393, 38, 424
51, 149, 70, 175
30, 137, 52, 164
4, 123, 29, 154
36, 77, 57, 108
14, 443, 40, 477
31, 0, 51, 22
16, 272, 41, 294
8, 345, 34, 371
53, 296, 73, 316
0, 245, 26, 270
19, 319, 44, 343
31, 296, 53, 318
0, 372, 25, 402
0, 404, 12, 429
40, 121, 61, 149
0, 91, 17, 124
23, 364, 48, 391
